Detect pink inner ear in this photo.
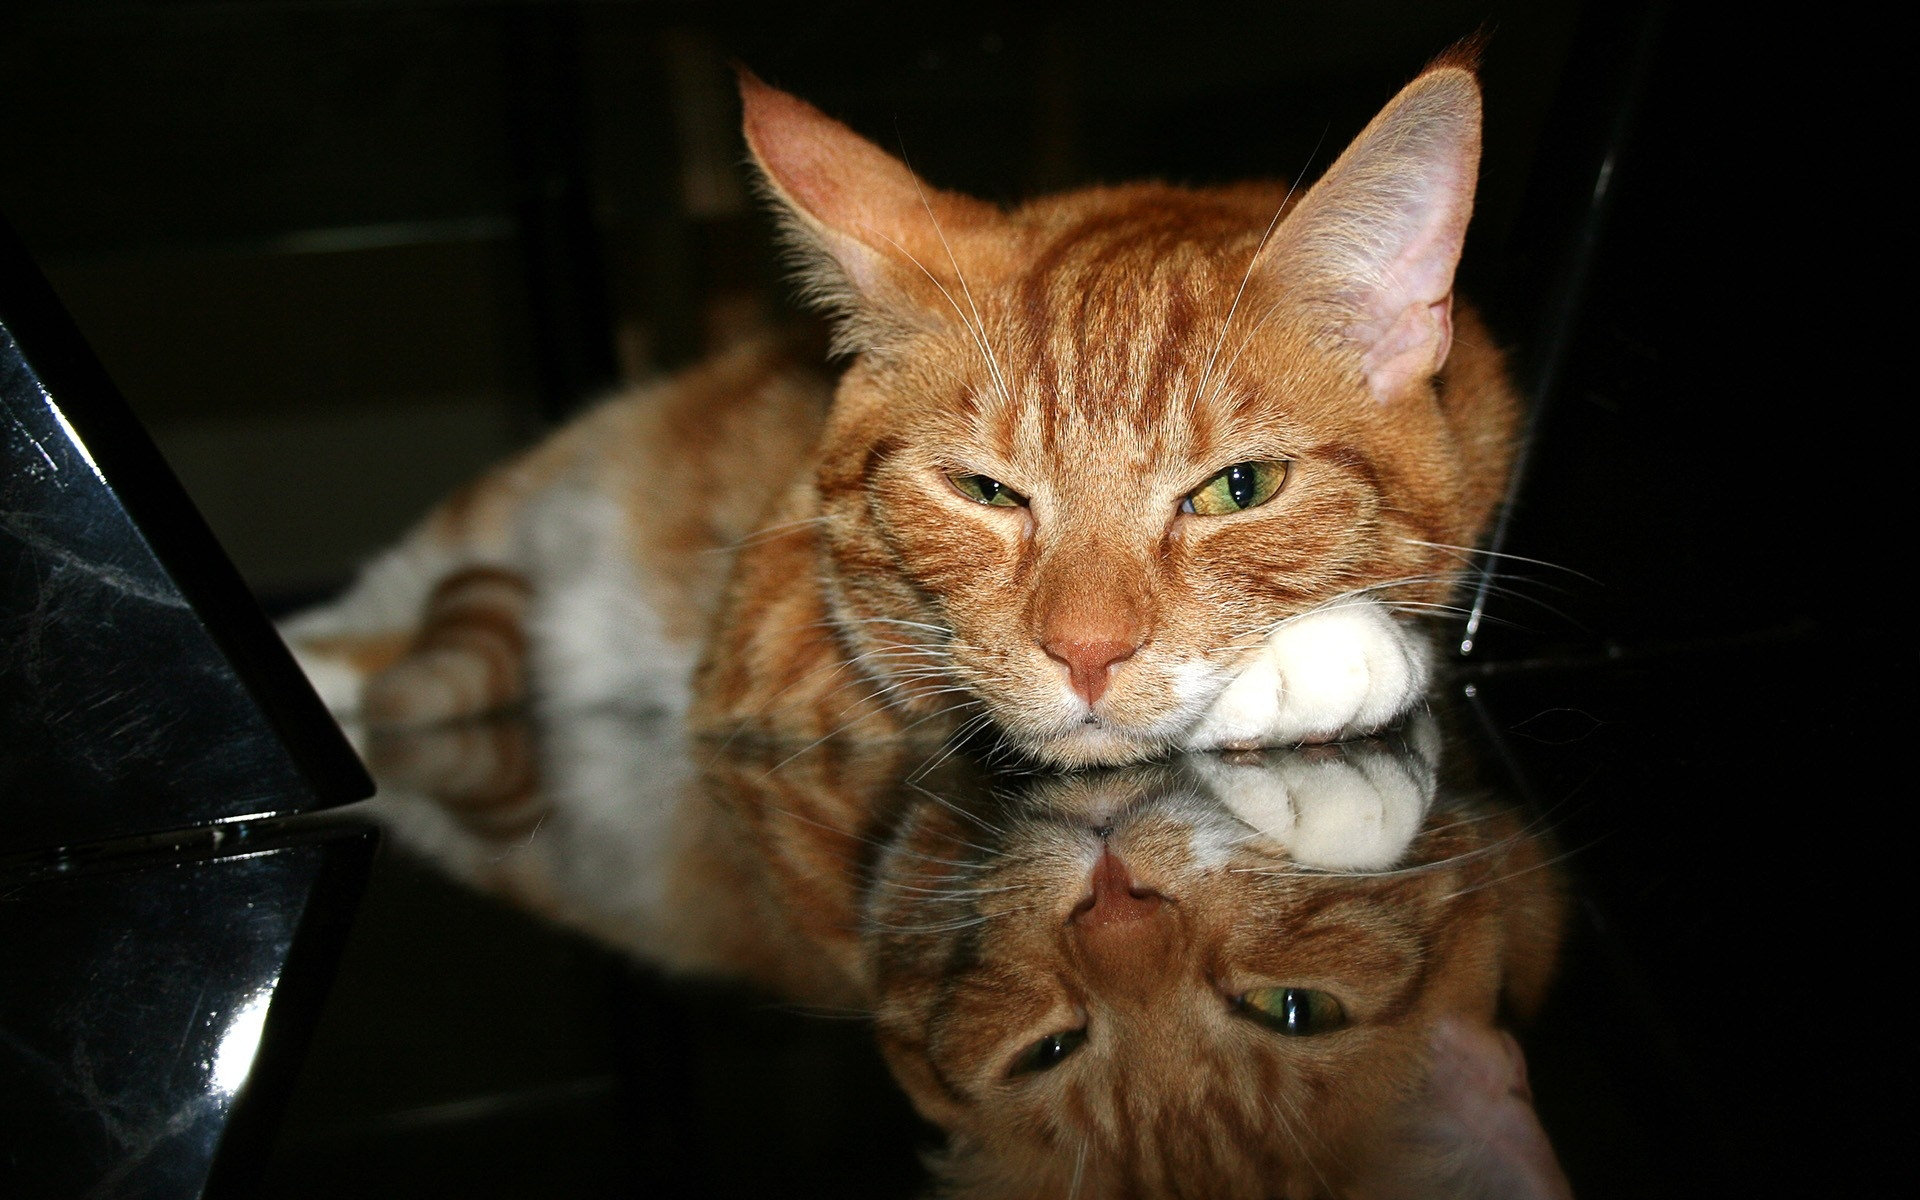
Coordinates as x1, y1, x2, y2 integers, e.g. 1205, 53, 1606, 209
1350, 157, 1471, 400
737, 70, 998, 333
1361, 292, 1456, 401
739, 73, 913, 243
1418, 1018, 1574, 1200
1253, 66, 1480, 402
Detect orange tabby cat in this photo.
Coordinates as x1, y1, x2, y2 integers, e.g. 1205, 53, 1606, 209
281, 51, 1565, 1197
283, 51, 1519, 767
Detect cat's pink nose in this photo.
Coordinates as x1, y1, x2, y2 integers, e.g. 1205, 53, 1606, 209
1071, 849, 1165, 930
1041, 637, 1139, 705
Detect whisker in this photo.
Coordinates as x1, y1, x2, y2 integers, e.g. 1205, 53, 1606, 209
909, 708, 1002, 786
1068, 1136, 1089, 1200
839, 615, 954, 635
860, 221, 1013, 413
863, 903, 1042, 935
897, 146, 1017, 413
767, 1003, 876, 1022
1398, 537, 1591, 579
904, 774, 1006, 842
1190, 171, 1307, 416
1273, 1082, 1337, 1197
707, 514, 831, 555
872, 878, 1035, 899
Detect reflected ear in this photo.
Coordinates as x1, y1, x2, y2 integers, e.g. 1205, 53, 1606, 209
1352, 1017, 1576, 1200
1490, 816, 1567, 1022
1425, 800, 1568, 1023
874, 1026, 968, 1129
1255, 64, 1482, 401
738, 70, 999, 353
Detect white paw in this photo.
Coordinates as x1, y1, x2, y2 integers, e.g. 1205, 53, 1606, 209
1182, 599, 1431, 750
1189, 715, 1439, 870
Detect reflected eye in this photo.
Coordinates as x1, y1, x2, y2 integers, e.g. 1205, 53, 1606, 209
1009, 1028, 1088, 1077
948, 472, 1027, 508
1236, 987, 1347, 1037
1183, 461, 1289, 516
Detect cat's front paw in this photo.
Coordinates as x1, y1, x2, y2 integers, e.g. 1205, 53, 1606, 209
1182, 599, 1431, 750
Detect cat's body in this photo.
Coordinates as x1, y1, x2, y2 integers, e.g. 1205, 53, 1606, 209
282, 336, 828, 728
287, 57, 1519, 769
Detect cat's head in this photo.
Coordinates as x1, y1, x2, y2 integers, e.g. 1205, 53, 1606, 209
861, 737, 1565, 1198
740, 58, 1518, 767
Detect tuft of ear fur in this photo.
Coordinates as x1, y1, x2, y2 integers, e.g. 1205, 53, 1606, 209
1256, 63, 1483, 402
737, 69, 998, 355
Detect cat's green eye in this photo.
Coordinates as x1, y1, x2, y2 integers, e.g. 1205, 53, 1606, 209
1008, 1028, 1088, 1077
948, 472, 1027, 508
1236, 987, 1348, 1037
1183, 460, 1289, 516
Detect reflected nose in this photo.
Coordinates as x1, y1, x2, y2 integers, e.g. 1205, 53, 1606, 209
1070, 848, 1165, 930
1069, 849, 1173, 991
1042, 637, 1140, 706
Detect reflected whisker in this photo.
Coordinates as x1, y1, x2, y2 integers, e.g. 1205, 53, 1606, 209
864, 903, 1041, 935
873, 878, 1036, 899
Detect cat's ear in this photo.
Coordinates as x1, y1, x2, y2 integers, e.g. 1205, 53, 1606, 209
738, 71, 996, 353
1489, 811, 1567, 1023
874, 1027, 969, 1129
1257, 63, 1482, 402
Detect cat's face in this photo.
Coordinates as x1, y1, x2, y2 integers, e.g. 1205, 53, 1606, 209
863, 746, 1562, 1199
813, 216, 1456, 766
741, 66, 1516, 766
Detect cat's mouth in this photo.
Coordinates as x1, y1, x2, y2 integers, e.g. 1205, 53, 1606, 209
957, 654, 1223, 767
1017, 713, 1185, 768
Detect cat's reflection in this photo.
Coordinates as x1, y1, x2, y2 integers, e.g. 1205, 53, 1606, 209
361, 715, 1567, 1199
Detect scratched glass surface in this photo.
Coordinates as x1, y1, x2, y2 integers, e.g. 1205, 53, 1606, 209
0, 829, 374, 1200
0, 323, 350, 851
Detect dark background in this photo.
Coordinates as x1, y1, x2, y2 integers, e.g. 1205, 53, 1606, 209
1, 1, 1893, 1195
2, 0, 1588, 599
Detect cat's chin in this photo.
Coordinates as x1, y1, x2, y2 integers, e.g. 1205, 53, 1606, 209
1014, 719, 1175, 769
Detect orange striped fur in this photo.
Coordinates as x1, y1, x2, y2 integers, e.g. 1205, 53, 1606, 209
361, 566, 532, 726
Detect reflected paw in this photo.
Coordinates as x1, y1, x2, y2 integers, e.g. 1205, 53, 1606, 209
1190, 714, 1439, 870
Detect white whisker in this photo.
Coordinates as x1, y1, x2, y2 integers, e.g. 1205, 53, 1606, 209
1190, 174, 1305, 415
